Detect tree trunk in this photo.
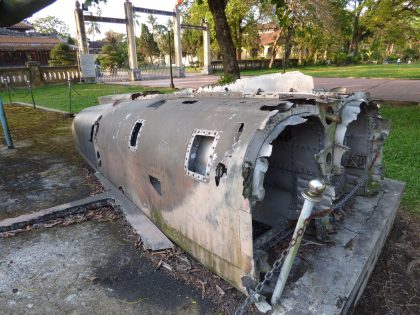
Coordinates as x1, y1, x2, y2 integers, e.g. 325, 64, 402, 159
269, 30, 283, 68
237, 48, 242, 60
298, 45, 302, 66
348, 10, 360, 55
208, 0, 240, 79
284, 26, 294, 68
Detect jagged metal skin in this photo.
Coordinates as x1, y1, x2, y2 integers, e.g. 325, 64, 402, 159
0, 0, 56, 27
72, 91, 389, 294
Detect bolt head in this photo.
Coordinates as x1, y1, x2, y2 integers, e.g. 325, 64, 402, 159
308, 179, 326, 195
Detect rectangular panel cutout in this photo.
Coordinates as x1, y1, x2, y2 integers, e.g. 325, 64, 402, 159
149, 175, 162, 195
184, 130, 220, 182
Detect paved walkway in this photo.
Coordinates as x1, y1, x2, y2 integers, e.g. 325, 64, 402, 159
314, 77, 420, 102
112, 73, 420, 102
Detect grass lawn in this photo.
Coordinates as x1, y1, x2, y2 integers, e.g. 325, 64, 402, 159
379, 102, 419, 213
0, 83, 173, 113
185, 66, 202, 73
240, 63, 420, 79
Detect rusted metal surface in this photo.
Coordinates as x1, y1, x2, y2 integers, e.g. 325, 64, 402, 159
72, 88, 390, 298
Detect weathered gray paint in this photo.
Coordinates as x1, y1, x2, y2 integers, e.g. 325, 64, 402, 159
72, 90, 390, 295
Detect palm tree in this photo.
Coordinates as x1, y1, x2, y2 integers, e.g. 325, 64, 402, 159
87, 21, 101, 41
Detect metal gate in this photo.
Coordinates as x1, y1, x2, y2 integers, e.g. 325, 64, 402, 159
96, 68, 129, 83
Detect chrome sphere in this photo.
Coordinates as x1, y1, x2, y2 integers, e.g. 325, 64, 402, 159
308, 179, 326, 195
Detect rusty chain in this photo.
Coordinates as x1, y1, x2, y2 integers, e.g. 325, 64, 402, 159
234, 224, 306, 315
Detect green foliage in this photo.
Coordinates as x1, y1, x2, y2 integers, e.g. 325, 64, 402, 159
182, 0, 263, 60
137, 24, 160, 64
66, 36, 75, 45
49, 43, 76, 66
31, 15, 70, 38
218, 74, 237, 85
87, 21, 101, 40
379, 102, 420, 211
97, 31, 128, 69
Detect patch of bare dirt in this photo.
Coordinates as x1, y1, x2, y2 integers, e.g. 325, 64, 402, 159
354, 208, 420, 315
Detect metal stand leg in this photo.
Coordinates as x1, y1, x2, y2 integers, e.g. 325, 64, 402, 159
271, 179, 326, 305
0, 98, 14, 149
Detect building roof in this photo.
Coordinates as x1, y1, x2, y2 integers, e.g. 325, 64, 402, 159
88, 40, 105, 49
257, 23, 279, 31
0, 35, 62, 51
260, 31, 281, 47
7, 21, 34, 31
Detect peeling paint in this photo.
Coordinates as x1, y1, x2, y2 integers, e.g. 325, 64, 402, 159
73, 88, 389, 297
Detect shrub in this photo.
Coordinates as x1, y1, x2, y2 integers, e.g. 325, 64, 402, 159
49, 43, 76, 66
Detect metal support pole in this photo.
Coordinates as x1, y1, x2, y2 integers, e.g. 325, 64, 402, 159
74, 1, 88, 55
27, 80, 35, 109
271, 179, 326, 305
124, 0, 140, 81
68, 79, 72, 114
282, 45, 286, 74
201, 20, 213, 74
168, 30, 175, 89
0, 97, 14, 149
173, 4, 185, 77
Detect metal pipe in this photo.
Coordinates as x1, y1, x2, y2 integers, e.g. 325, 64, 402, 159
27, 80, 35, 109
271, 179, 326, 305
0, 97, 14, 149
3, 79, 12, 104
68, 79, 72, 113
168, 30, 175, 89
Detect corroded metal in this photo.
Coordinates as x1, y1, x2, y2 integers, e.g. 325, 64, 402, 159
72, 88, 389, 298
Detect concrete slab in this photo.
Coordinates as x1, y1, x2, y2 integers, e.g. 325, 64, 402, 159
0, 187, 173, 251
0, 220, 215, 315
271, 179, 405, 314
0, 194, 109, 233
96, 173, 173, 251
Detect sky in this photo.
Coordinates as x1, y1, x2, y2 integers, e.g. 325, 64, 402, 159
29, 0, 180, 39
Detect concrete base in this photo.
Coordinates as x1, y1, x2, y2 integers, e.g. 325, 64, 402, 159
129, 69, 141, 81
269, 179, 405, 314
201, 66, 214, 75
0, 177, 404, 313
177, 66, 186, 78
81, 76, 96, 83
0, 175, 173, 251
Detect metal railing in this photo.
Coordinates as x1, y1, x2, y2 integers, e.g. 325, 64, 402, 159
96, 68, 129, 83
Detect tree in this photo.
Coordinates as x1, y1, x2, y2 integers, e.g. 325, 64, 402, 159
49, 43, 76, 66
206, 0, 240, 79
97, 31, 128, 70
31, 15, 70, 38
146, 15, 158, 35
225, 0, 261, 60
137, 24, 160, 64
361, 0, 420, 58
267, 0, 340, 68
87, 21, 102, 41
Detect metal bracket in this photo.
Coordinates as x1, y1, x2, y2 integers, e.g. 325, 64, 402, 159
184, 129, 220, 182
